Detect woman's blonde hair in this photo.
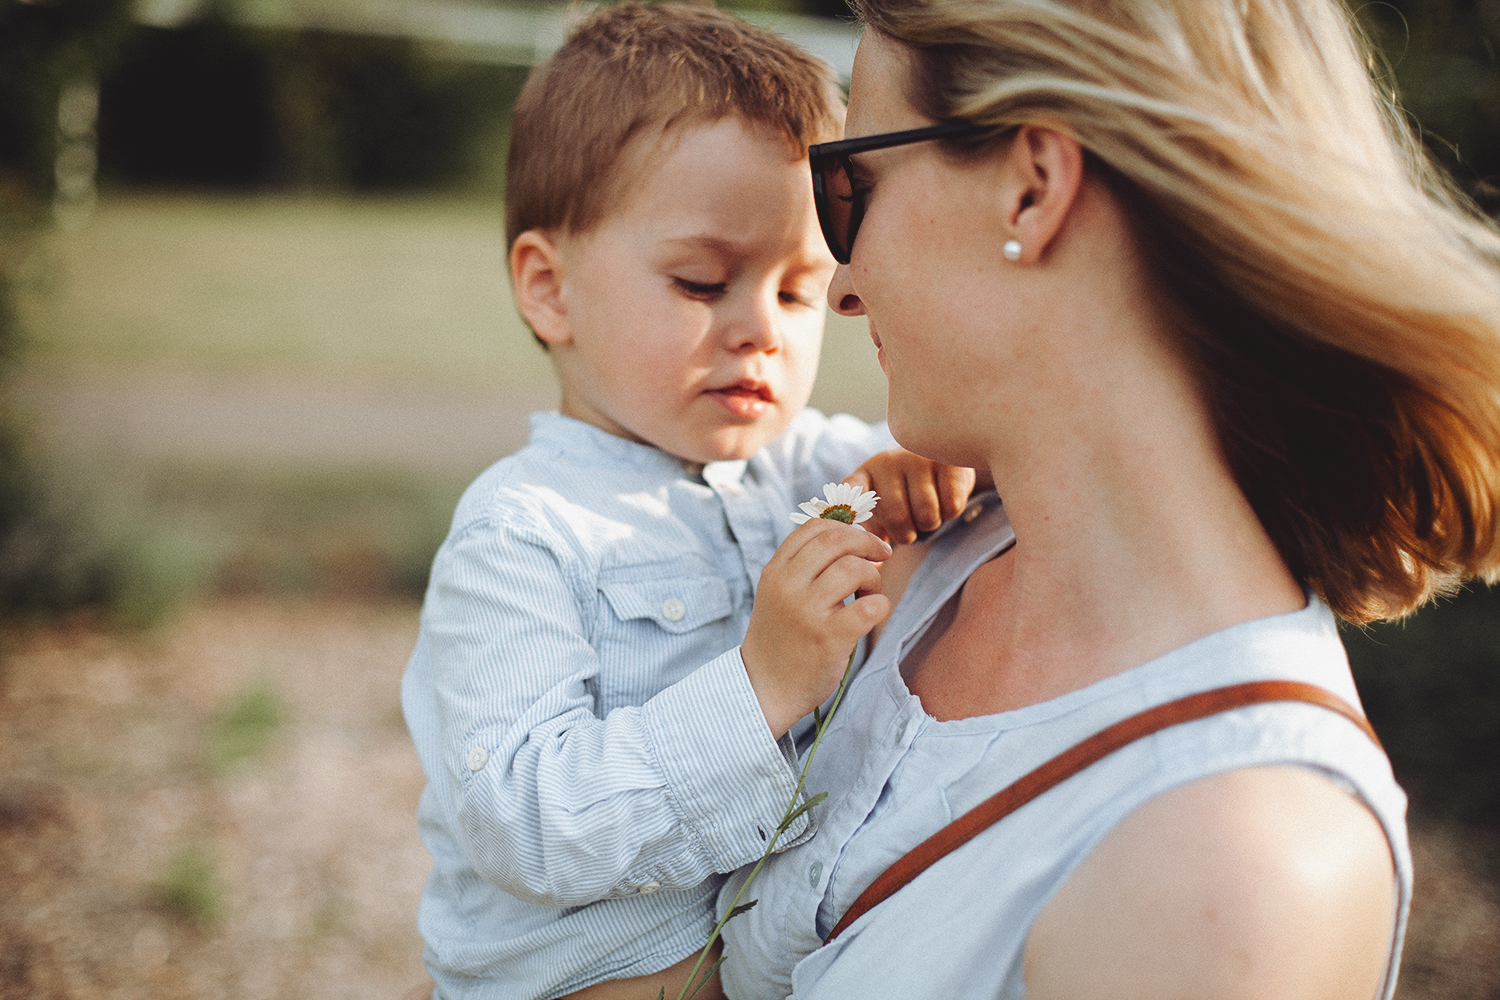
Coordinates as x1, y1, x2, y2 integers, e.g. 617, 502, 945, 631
857, 0, 1500, 622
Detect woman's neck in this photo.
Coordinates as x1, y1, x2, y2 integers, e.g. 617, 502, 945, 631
971, 347, 1304, 711
907, 406, 1304, 719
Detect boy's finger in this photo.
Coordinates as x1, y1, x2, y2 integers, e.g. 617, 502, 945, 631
842, 468, 874, 494
871, 475, 917, 544
836, 592, 892, 636
792, 533, 892, 603
777, 515, 859, 564
810, 551, 886, 607
782, 519, 893, 578
903, 467, 945, 533
935, 465, 977, 521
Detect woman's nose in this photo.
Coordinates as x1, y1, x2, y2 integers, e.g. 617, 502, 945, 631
828, 264, 865, 316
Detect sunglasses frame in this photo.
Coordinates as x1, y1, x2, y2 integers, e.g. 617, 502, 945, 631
809, 121, 984, 264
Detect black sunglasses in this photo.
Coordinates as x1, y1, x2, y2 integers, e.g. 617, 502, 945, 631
809, 121, 985, 265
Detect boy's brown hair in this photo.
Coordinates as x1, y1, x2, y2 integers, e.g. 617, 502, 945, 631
505, 1, 844, 249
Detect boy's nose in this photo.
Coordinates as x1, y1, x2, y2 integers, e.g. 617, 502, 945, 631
727, 290, 782, 353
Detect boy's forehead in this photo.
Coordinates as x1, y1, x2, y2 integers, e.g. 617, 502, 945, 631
601, 114, 806, 218
586, 117, 825, 264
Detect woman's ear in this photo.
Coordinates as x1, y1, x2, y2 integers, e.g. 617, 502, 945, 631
510, 230, 572, 347
1000, 125, 1085, 263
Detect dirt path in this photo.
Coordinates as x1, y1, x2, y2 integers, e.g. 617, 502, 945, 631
3, 597, 1499, 1000
0, 597, 430, 1000
10, 363, 551, 480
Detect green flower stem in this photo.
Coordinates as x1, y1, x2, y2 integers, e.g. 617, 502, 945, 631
669, 645, 860, 1000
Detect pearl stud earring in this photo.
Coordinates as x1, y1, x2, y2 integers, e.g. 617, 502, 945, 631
1002, 239, 1023, 261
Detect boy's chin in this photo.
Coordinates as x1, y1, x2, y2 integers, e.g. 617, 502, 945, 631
673, 425, 783, 466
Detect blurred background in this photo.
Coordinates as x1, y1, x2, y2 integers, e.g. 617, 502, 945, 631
0, 0, 1497, 997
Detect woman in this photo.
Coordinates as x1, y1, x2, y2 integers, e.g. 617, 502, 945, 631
719, 0, 1500, 997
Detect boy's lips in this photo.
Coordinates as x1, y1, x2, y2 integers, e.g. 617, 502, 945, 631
706, 380, 774, 420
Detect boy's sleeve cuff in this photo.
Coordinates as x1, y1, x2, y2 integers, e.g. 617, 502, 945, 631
640, 647, 814, 871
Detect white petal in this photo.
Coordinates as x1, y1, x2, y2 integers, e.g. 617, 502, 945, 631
788, 512, 814, 524
798, 499, 828, 519
820, 482, 862, 506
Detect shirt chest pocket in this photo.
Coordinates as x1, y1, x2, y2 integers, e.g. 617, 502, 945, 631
593, 574, 738, 712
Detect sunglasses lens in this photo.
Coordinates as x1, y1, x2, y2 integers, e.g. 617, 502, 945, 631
816, 156, 855, 264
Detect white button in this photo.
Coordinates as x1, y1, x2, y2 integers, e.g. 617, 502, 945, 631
894, 720, 908, 745
722, 482, 744, 497
661, 598, 686, 622
963, 503, 983, 522
639, 881, 661, 894
466, 747, 489, 772
808, 861, 823, 889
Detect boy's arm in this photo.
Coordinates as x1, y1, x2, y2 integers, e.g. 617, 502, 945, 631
413, 513, 826, 908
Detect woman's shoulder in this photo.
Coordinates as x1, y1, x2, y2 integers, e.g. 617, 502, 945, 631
1025, 764, 1399, 1000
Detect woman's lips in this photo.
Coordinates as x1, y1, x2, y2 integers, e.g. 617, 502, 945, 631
869, 325, 885, 367
707, 382, 773, 420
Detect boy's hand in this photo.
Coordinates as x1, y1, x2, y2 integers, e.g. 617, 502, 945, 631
843, 450, 978, 544
741, 519, 892, 739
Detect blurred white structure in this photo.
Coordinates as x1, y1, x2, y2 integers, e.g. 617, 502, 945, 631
54, 77, 100, 231
132, 0, 861, 76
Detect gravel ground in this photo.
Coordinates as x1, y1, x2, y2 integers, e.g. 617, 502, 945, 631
0, 597, 431, 1000
1, 601, 1497, 1000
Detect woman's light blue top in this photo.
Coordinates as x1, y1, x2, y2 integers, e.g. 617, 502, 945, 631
720, 496, 1412, 1000
402, 410, 892, 1000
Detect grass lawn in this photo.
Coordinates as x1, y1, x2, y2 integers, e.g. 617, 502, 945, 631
16, 191, 887, 414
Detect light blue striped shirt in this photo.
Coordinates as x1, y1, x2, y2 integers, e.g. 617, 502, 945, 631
402, 409, 894, 1000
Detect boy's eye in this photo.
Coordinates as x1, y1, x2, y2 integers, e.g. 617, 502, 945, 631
673, 277, 727, 299
779, 289, 816, 308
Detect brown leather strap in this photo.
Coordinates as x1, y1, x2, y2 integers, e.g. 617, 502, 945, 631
824, 680, 1380, 942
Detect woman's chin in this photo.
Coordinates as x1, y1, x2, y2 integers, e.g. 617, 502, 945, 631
888, 411, 981, 470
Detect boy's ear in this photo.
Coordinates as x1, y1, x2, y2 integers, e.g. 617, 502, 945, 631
510, 229, 572, 347
998, 125, 1085, 264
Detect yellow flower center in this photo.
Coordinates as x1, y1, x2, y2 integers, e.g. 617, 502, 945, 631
820, 504, 856, 524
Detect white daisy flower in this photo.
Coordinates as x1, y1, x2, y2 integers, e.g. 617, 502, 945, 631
789, 482, 879, 525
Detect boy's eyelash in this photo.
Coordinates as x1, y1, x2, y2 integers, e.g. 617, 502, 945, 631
674, 278, 727, 298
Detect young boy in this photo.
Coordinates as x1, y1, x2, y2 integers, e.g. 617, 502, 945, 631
401, 6, 973, 998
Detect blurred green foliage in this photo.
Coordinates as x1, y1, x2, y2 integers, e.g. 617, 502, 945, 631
0, 0, 134, 201
0, 454, 215, 629
97, 23, 528, 192
211, 679, 283, 771
156, 843, 224, 925
152, 461, 462, 598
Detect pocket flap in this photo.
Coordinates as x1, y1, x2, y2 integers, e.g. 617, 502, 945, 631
599, 576, 733, 633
